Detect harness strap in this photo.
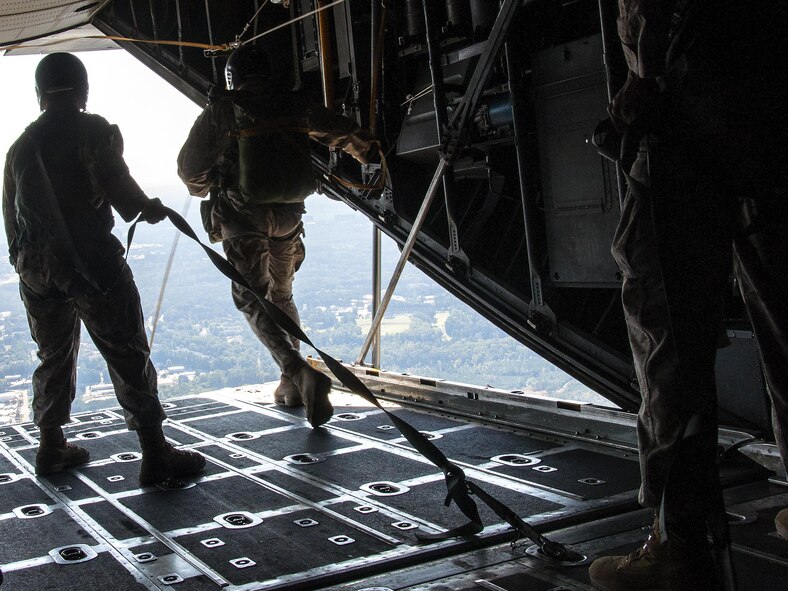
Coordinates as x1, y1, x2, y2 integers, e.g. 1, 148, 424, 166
128, 207, 578, 553
24, 132, 107, 294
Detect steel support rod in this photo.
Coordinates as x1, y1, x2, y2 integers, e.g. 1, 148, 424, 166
203, 0, 218, 85
369, 0, 386, 135
317, 0, 335, 108
446, 0, 522, 134
597, 0, 626, 209
356, 158, 448, 364
371, 225, 382, 367
422, 0, 467, 267
357, 0, 523, 363
504, 42, 543, 308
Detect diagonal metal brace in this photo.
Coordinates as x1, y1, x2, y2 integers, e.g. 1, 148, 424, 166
356, 0, 525, 364
440, 0, 524, 164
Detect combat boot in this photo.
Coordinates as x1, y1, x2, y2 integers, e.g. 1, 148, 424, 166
588, 518, 717, 591
137, 423, 206, 486
289, 361, 333, 428
777, 508, 788, 540
35, 426, 90, 475
274, 374, 303, 407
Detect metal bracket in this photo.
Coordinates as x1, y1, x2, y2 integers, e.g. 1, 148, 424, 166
213, 511, 262, 529
49, 545, 97, 565
360, 481, 410, 496
492, 454, 541, 467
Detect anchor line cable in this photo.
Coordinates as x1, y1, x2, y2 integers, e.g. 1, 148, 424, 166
124, 207, 583, 559
241, 0, 346, 46
237, 0, 270, 42
0, 34, 232, 53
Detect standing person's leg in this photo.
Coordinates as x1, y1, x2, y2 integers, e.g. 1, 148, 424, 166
223, 226, 332, 427
589, 135, 735, 589
19, 276, 90, 474
268, 207, 307, 406
734, 194, 788, 539
77, 266, 164, 427
78, 265, 204, 485
223, 233, 303, 376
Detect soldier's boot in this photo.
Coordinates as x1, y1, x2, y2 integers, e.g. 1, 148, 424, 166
588, 518, 717, 591
288, 361, 333, 428
777, 508, 788, 540
35, 426, 90, 475
137, 423, 206, 486
274, 374, 303, 407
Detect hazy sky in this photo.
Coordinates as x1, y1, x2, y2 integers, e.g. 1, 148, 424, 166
0, 49, 202, 197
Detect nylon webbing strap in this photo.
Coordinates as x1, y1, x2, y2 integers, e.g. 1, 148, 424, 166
129, 207, 575, 552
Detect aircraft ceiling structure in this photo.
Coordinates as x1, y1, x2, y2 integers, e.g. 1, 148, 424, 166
0, 1, 772, 436
0, 0, 112, 50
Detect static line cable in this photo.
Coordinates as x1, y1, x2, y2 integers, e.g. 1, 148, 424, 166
149, 198, 192, 349
175, 0, 185, 67
0, 35, 232, 53
400, 84, 433, 114
237, 0, 270, 42
242, 0, 345, 45
204, 0, 219, 83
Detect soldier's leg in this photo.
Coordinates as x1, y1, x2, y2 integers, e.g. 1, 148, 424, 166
269, 214, 307, 406
21, 283, 80, 429
637, 136, 736, 537
19, 279, 90, 474
223, 234, 302, 371
734, 194, 788, 540
734, 195, 788, 471
224, 234, 332, 427
591, 137, 735, 590
269, 224, 305, 347
78, 266, 203, 484
77, 266, 164, 430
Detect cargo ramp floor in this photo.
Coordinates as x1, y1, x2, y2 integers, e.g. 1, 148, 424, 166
0, 376, 785, 590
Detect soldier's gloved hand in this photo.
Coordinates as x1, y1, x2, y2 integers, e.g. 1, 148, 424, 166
349, 129, 380, 165
140, 198, 168, 224
609, 73, 661, 131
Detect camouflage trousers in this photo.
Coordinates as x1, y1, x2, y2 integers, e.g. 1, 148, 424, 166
613, 126, 788, 535
18, 252, 165, 431
221, 204, 306, 376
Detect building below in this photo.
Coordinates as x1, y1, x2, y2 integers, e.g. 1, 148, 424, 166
0, 388, 30, 425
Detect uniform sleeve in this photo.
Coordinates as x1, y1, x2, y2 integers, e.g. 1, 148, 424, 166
81, 115, 150, 222
178, 103, 235, 198
617, 0, 673, 79
2, 152, 18, 266
305, 104, 374, 163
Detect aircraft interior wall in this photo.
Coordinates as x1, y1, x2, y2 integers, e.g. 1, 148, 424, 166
89, 0, 771, 437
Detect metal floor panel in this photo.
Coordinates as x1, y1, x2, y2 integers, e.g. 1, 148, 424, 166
325, 486, 788, 591
0, 388, 669, 590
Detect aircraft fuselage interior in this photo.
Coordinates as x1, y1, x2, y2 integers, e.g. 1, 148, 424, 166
0, 1, 785, 590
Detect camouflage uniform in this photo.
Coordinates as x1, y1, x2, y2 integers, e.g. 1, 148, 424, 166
611, 0, 788, 536
177, 87, 370, 378
3, 105, 166, 430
